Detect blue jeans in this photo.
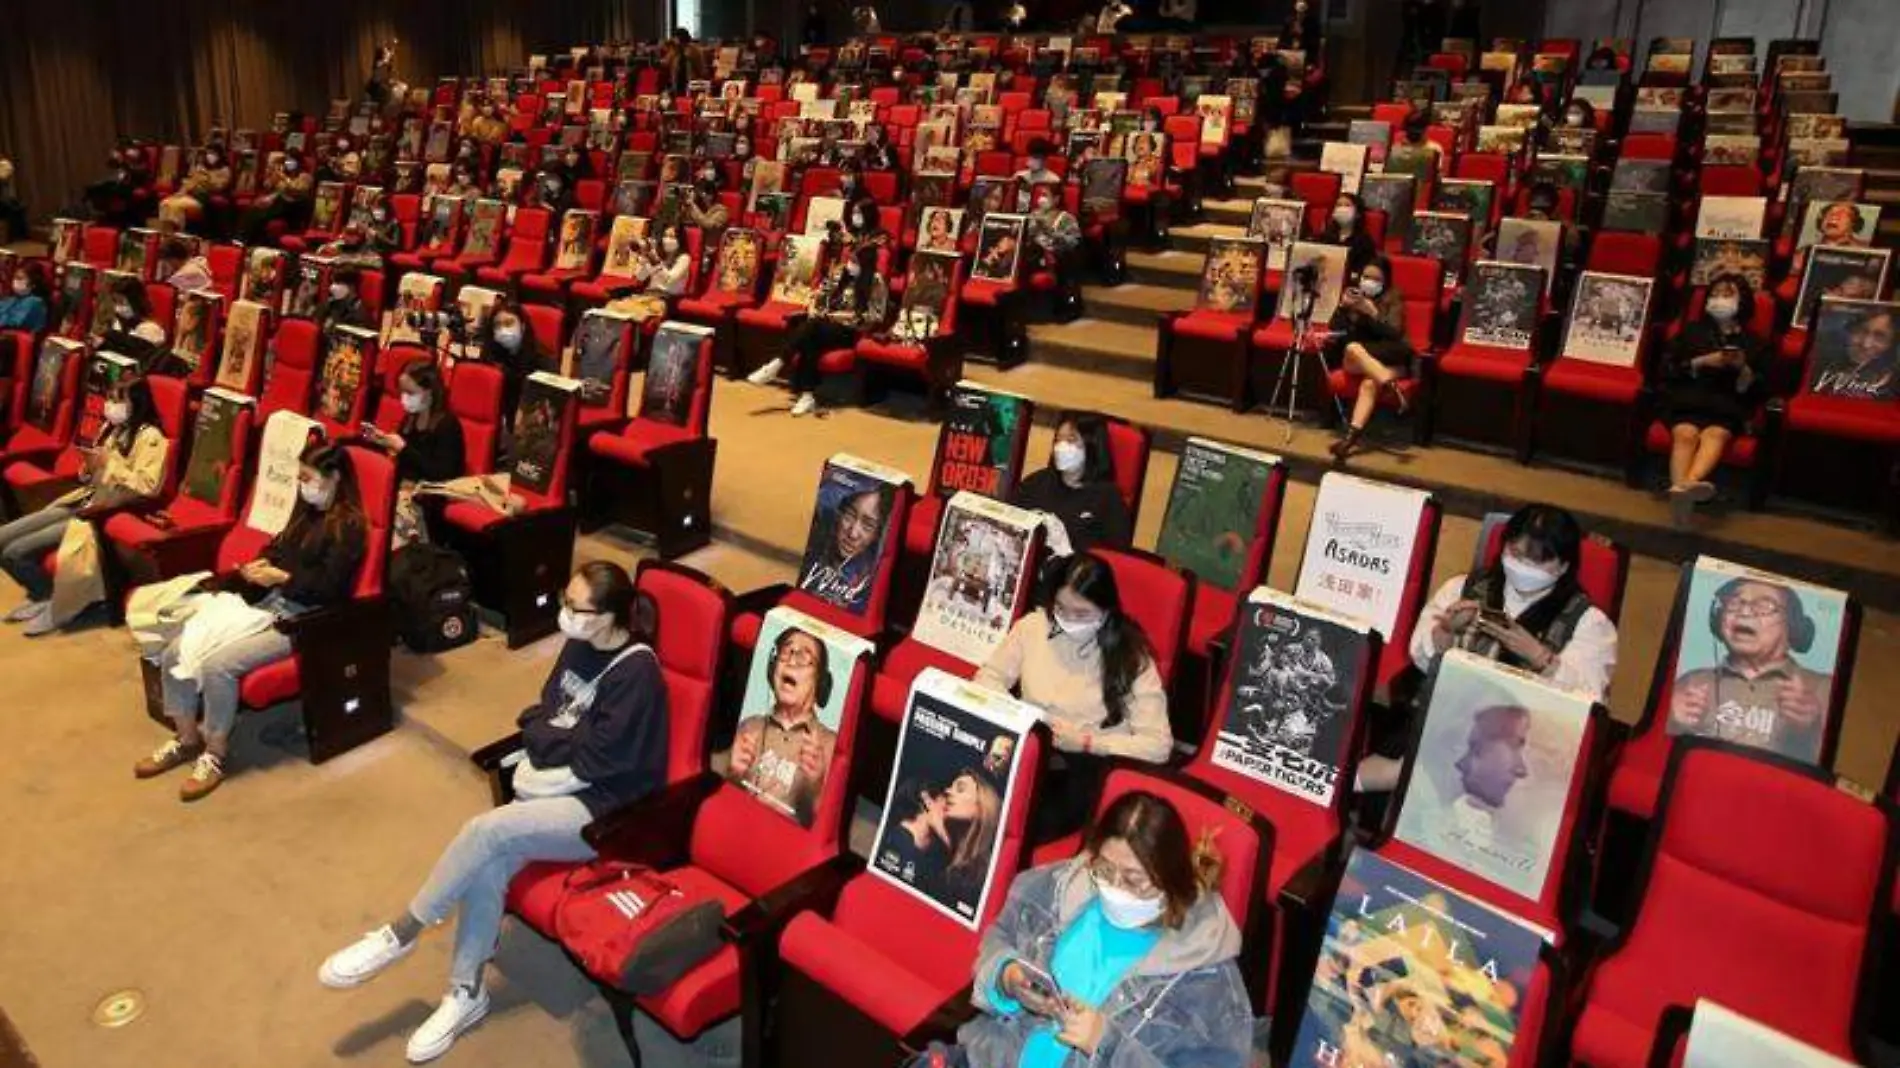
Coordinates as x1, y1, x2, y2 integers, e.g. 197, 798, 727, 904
159, 593, 301, 736
0, 505, 74, 602
409, 796, 597, 989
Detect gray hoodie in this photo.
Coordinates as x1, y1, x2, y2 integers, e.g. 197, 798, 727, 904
956, 857, 1254, 1068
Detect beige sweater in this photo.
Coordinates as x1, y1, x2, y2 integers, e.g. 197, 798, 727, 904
975, 609, 1173, 763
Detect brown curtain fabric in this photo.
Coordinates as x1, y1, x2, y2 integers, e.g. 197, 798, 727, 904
0, 0, 659, 228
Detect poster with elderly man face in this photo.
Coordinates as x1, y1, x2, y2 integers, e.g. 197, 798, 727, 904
1393, 651, 1592, 900
729, 607, 873, 828
1666, 557, 1848, 765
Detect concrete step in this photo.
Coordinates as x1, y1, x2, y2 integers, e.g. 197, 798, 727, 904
1169, 220, 1250, 256
1024, 317, 1158, 381
1081, 282, 1195, 327
1205, 196, 1255, 227
1126, 248, 1205, 289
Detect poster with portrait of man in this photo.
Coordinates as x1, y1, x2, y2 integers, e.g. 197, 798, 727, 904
1561, 272, 1653, 367
870, 669, 1035, 927
730, 606, 874, 828
1796, 200, 1880, 252
1394, 650, 1593, 900
1665, 557, 1849, 765
1245, 198, 1304, 272
797, 454, 910, 617
1211, 588, 1372, 807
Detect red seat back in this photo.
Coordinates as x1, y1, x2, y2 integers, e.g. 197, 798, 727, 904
638, 560, 732, 784
1473, 510, 1629, 620
446, 362, 504, 474
1, 331, 33, 435
145, 375, 191, 499
83, 225, 120, 270
1587, 231, 1661, 277
1102, 415, 1151, 529
1620, 134, 1678, 162
260, 318, 321, 420
1091, 547, 1193, 689
207, 244, 245, 302
1290, 170, 1342, 211
1699, 165, 1762, 198
1389, 253, 1441, 353
497, 207, 552, 272
523, 303, 566, 357
640, 326, 715, 438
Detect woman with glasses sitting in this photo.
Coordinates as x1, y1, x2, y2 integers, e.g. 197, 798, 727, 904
317, 562, 668, 1064
910, 790, 1252, 1068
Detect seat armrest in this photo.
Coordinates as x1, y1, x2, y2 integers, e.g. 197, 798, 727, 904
275, 595, 388, 640
77, 497, 165, 523
722, 852, 864, 944
582, 770, 724, 863
470, 730, 526, 771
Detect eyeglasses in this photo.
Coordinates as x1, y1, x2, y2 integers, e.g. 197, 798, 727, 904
1088, 858, 1156, 897
1723, 597, 1785, 619
777, 646, 821, 668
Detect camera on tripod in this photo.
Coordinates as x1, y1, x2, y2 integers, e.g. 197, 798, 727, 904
406, 305, 469, 351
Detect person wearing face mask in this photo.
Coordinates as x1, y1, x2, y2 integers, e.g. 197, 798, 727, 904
365, 200, 403, 255
1327, 256, 1413, 462
748, 199, 892, 417
683, 175, 730, 273
977, 554, 1171, 840
238, 153, 314, 244
1658, 274, 1769, 526
133, 442, 367, 801
0, 262, 50, 333
1358, 503, 1618, 793
320, 561, 668, 1063
1393, 106, 1445, 175
1011, 140, 1061, 207
1, 375, 170, 636
1319, 192, 1379, 277
156, 237, 215, 293
861, 124, 898, 173
365, 363, 465, 485
606, 222, 694, 324
913, 791, 1250, 1068
1010, 413, 1133, 554
86, 145, 151, 228
158, 146, 233, 231
1562, 99, 1596, 133
314, 266, 375, 333
445, 165, 482, 200
1027, 184, 1084, 320
100, 277, 175, 374
481, 300, 543, 426
318, 223, 385, 270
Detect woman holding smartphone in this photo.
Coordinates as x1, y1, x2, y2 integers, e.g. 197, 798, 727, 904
911, 790, 1252, 1068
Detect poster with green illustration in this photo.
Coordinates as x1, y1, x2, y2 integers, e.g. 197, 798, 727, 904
1154, 438, 1282, 592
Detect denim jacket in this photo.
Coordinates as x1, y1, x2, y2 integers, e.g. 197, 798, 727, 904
957, 858, 1254, 1068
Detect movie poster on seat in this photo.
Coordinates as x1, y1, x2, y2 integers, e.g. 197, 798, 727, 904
50, 219, 83, 266
1694, 196, 1767, 240
1319, 141, 1369, 196
1124, 131, 1167, 189
911, 494, 1041, 665
1394, 650, 1593, 899
565, 308, 633, 411
383, 273, 444, 348
1796, 200, 1880, 252
180, 387, 252, 506
1494, 219, 1562, 294
1273, 242, 1350, 324
53, 263, 92, 340
463, 199, 507, 259
1196, 95, 1234, 146
1290, 848, 1547, 1068
769, 233, 824, 308
932, 381, 1032, 501
215, 299, 268, 394
640, 321, 712, 426
1691, 239, 1769, 289
171, 289, 222, 374
89, 269, 138, 341
310, 181, 346, 234
315, 325, 374, 425
870, 669, 1034, 926
1245, 198, 1304, 272
239, 248, 286, 308
1211, 588, 1369, 805
510, 372, 580, 496
730, 606, 874, 828
1794, 246, 1891, 328
797, 454, 909, 616
1805, 297, 1900, 402
1079, 158, 1128, 222
1560, 272, 1652, 367
1406, 212, 1472, 288
285, 256, 334, 321
553, 209, 597, 271
972, 214, 1026, 284
1196, 237, 1264, 314
895, 250, 957, 342
26, 338, 82, 432
1431, 178, 1494, 237
1155, 438, 1283, 593
1294, 473, 1431, 639
1664, 556, 1849, 765
916, 206, 965, 255
116, 228, 158, 279
602, 215, 650, 279
707, 228, 761, 296
1359, 174, 1416, 245
417, 195, 464, 256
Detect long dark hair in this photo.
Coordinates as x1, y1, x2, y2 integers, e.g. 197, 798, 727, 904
1702, 273, 1756, 329
280, 441, 366, 554
1484, 504, 1586, 636
1082, 790, 1224, 930
112, 277, 152, 323
105, 373, 161, 454
400, 361, 449, 430
1324, 192, 1367, 241
1052, 553, 1154, 730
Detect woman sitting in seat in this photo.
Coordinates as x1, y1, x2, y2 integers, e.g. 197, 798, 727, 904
479, 299, 543, 429
1658, 274, 1769, 527
132, 442, 367, 802
365, 362, 465, 486
1011, 412, 1132, 554
605, 221, 694, 325
98, 276, 178, 376
977, 553, 1171, 841
1328, 255, 1412, 463
745, 197, 893, 417
1, 374, 170, 635
317, 562, 668, 1064
0, 261, 50, 332
1358, 503, 1618, 792
914, 791, 1252, 1068
1319, 191, 1379, 277
158, 146, 233, 232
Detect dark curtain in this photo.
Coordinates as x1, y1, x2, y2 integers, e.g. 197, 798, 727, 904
0, 0, 660, 227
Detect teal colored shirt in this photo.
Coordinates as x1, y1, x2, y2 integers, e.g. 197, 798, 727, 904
991, 900, 1161, 1068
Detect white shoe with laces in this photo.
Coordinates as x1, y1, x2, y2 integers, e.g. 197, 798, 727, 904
319, 925, 416, 989
790, 392, 818, 417
4, 600, 48, 624
406, 986, 489, 1064
21, 603, 57, 637
745, 357, 784, 386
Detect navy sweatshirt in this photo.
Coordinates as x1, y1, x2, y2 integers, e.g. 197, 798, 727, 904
519, 639, 669, 816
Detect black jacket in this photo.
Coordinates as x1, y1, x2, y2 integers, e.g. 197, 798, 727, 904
521, 640, 670, 816
395, 413, 467, 484
1012, 467, 1132, 553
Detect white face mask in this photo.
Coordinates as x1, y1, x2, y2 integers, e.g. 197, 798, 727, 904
1332, 207, 1355, 229
661, 236, 681, 254
1052, 610, 1102, 640
115, 302, 135, 321
494, 324, 523, 349
11, 281, 28, 297
104, 400, 130, 426
1501, 553, 1562, 595
330, 283, 351, 301
1095, 878, 1165, 929
1359, 279, 1385, 298
1706, 296, 1739, 322
1052, 440, 1086, 475
400, 390, 429, 414
299, 479, 335, 509
558, 607, 611, 641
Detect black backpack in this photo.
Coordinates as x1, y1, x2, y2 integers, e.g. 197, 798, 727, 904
388, 544, 477, 652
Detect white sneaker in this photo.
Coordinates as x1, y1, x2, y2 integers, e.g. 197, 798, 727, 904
406, 986, 489, 1063
4, 600, 48, 624
319, 925, 416, 989
20, 603, 57, 637
745, 357, 784, 386
790, 392, 818, 417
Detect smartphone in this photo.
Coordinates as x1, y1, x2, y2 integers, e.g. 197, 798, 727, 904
1012, 960, 1063, 1010
1478, 607, 1512, 630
